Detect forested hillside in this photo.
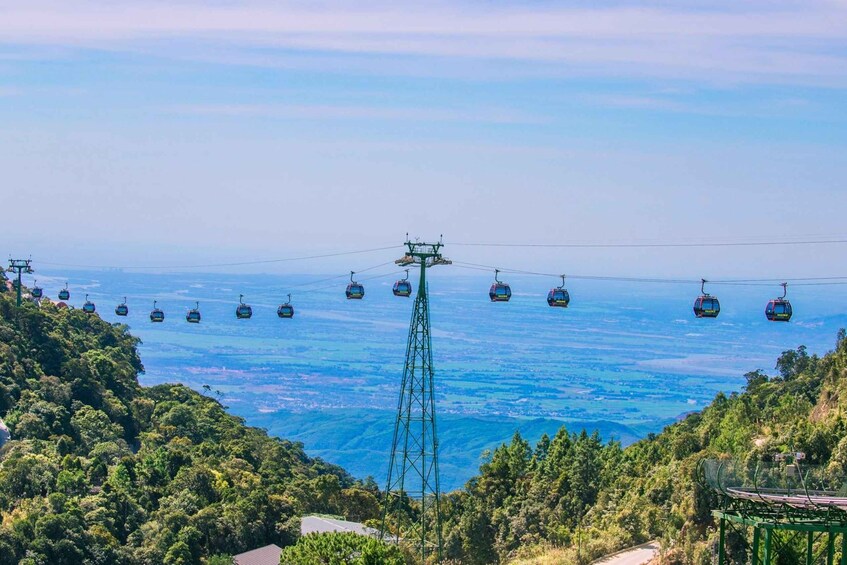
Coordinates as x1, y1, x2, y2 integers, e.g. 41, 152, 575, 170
438, 332, 847, 564
3, 279, 845, 565
0, 290, 382, 564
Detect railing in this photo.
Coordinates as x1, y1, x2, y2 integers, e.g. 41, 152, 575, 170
700, 458, 847, 513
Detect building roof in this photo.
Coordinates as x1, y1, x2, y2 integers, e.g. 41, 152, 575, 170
233, 544, 282, 565
300, 515, 379, 537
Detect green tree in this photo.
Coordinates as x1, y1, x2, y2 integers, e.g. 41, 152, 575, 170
279, 532, 404, 565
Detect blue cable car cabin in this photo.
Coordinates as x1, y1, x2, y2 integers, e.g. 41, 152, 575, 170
490, 283, 511, 301
693, 280, 720, 318
236, 294, 253, 319
765, 283, 792, 322
58, 284, 70, 301
393, 280, 412, 297
82, 294, 96, 314
150, 301, 165, 323
278, 294, 294, 318
547, 275, 570, 308
346, 283, 365, 299
346, 272, 364, 299
115, 297, 129, 316
489, 269, 511, 302
547, 288, 570, 307
31, 281, 43, 299
186, 302, 201, 323
393, 270, 412, 297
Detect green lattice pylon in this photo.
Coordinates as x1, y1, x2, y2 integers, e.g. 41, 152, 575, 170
381, 238, 450, 562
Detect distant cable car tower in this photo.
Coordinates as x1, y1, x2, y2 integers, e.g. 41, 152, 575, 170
381, 236, 451, 562
7, 258, 34, 307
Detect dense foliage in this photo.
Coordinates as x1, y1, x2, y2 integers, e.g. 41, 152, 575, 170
280, 531, 405, 564
439, 332, 847, 564
0, 292, 382, 564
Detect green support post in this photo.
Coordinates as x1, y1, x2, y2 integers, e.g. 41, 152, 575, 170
829, 531, 836, 565
752, 526, 760, 565
718, 516, 725, 565
841, 531, 846, 565
381, 238, 450, 563
764, 527, 772, 565
809, 531, 815, 565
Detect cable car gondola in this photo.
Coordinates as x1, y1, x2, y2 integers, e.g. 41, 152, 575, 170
31, 281, 43, 299
547, 275, 570, 308
765, 282, 792, 322
150, 300, 165, 323
489, 269, 511, 302
82, 294, 96, 314
346, 271, 364, 299
236, 294, 253, 319
186, 302, 201, 323
115, 297, 129, 316
58, 283, 70, 301
392, 269, 412, 297
277, 294, 294, 318
693, 279, 720, 318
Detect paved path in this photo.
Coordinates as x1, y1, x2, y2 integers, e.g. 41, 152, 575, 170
591, 541, 659, 565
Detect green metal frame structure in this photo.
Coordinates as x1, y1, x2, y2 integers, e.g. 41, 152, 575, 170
714, 511, 847, 565
7, 258, 33, 306
702, 458, 847, 564
380, 238, 451, 562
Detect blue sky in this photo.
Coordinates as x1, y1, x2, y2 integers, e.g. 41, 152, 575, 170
2, 0, 846, 277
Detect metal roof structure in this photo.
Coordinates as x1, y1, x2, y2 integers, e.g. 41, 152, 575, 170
233, 544, 282, 565
701, 457, 847, 564
300, 515, 379, 537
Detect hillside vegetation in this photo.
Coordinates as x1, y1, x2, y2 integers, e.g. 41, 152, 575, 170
0, 290, 383, 564
438, 331, 847, 564
3, 279, 845, 565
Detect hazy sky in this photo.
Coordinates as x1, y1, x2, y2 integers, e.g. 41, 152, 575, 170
2, 1, 846, 277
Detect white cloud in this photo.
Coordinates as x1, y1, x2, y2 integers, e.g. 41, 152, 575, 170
0, 1, 845, 85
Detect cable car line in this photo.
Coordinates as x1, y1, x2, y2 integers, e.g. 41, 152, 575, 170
448, 238, 847, 249
281, 261, 399, 298
13, 235, 847, 323
295, 269, 408, 296
451, 261, 847, 287
36, 245, 403, 271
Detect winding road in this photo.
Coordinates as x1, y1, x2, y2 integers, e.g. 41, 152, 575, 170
592, 541, 659, 565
